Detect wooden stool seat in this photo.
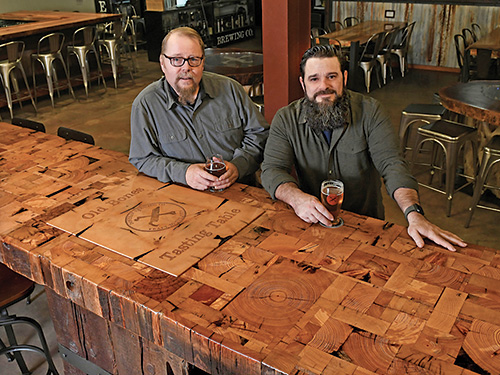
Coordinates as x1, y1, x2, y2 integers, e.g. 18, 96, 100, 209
0, 264, 35, 310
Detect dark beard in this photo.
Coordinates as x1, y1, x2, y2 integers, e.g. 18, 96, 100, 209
303, 90, 350, 132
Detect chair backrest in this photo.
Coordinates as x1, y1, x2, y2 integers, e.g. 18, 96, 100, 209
397, 21, 415, 53
471, 23, 481, 40
72, 26, 98, 47
462, 28, 477, 46
11, 117, 46, 132
102, 21, 124, 40
37, 33, 65, 55
58, 127, 95, 145
0, 41, 24, 64
380, 27, 400, 53
331, 21, 344, 31
311, 27, 330, 46
454, 33, 471, 82
360, 31, 385, 62
344, 16, 360, 27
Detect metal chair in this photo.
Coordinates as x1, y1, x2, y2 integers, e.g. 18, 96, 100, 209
411, 119, 478, 217
462, 28, 477, 46
67, 26, 107, 98
310, 27, 330, 46
11, 117, 46, 132
454, 34, 476, 83
0, 263, 59, 375
376, 27, 400, 85
0, 41, 37, 119
358, 31, 384, 93
390, 22, 415, 78
57, 126, 95, 145
399, 103, 447, 157
31, 33, 76, 108
465, 135, 500, 227
98, 21, 134, 89
344, 16, 360, 28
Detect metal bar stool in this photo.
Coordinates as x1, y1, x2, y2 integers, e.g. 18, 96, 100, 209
98, 21, 134, 89
0, 263, 59, 375
399, 103, 447, 157
465, 135, 500, 227
31, 32, 76, 108
411, 119, 479, 217
0, 41, 37, 119
67, 26, 107, 98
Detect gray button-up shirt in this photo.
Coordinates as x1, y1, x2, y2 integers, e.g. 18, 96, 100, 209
129, 72, 269, 185
261, 90, 418, 219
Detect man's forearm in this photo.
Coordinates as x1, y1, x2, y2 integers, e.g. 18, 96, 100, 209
275, 182, 302, 208
393, 187, 419, 215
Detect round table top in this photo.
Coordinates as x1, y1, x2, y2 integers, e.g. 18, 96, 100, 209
438, 80, 500, 126
204, 49, 263, 87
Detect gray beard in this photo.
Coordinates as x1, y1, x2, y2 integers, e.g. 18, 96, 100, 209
303, 91, 350, 132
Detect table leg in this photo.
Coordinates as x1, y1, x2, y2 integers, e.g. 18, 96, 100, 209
476, 49, 492, 79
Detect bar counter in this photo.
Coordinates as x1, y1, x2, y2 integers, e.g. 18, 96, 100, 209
0, 10, 121, 42
1, 122, 500, 375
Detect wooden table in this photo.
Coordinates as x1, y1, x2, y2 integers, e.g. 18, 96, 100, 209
0, 10, 121, 42
439, 80, 500, 127
204, 48, 263, 88
320, 21, 406, 89
1, 122, 500, 375
468, 27, 500, 80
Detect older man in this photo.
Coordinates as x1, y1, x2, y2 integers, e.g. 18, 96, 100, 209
261, 45, 466, 252
129, 27, 268, 191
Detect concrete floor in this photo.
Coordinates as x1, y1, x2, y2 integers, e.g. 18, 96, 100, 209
1, 38, 500, 375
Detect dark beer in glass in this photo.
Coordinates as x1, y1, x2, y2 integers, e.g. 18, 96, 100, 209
205, 154, 227, 192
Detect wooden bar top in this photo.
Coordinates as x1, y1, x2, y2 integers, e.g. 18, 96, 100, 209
1, 122, 500, 374
0, 10, 121, 41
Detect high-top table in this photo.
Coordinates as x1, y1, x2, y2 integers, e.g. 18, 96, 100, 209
0, 10, 121, 42
467, 27, 500, 80
1, 122, 500, 375
320, 21, 406, 89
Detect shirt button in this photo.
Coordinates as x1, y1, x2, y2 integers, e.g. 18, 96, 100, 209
329, 170, 332, 174
170, 135, 174, 140
199, 134, 203, 139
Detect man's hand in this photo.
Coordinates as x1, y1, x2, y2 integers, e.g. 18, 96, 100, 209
185, 162, 239, 191
185, 164, 218, 190
211, 161, 239, 191
406, 212, 467, 252
275, 182, 333, 227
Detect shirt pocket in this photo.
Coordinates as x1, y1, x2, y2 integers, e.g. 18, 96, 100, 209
159, 126, 193, 160
213, 114, 244, 147
337, 138, 371, 175
214, 114, 243, 133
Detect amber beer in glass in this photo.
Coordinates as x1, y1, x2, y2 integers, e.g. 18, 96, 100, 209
320, 180, 344, 228
205, 154, 227, 192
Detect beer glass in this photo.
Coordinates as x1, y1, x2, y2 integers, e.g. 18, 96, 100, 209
204, 154, 227, 192
320, 180, 344, 228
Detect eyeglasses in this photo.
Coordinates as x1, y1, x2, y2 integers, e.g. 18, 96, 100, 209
162, 54, 204, 67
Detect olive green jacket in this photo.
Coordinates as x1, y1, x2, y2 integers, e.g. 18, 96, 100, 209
261, 90, 418, 219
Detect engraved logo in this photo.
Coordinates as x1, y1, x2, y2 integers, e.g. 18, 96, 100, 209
125, 202, 186, 232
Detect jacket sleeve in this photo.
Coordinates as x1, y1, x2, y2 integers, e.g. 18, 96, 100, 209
128, 97, 190, 184
364, 100, 419, 198
261, 108, 298, 199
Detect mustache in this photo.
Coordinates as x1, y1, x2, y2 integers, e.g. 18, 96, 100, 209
313, 88, 339, 100
177, 73, 194, 80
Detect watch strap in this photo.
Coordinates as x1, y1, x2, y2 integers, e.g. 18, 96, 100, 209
404, 204, 424, 221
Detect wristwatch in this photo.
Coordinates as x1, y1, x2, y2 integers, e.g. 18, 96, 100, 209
404, 204, 425, 221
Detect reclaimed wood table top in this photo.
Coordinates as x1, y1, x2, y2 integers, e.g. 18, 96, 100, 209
439, 80, 500, 126
1, 122, 500, 375
468, 27, 500, 51
320, 20, 406, 45
204, 48, 263, 87
0, 10, 121, 41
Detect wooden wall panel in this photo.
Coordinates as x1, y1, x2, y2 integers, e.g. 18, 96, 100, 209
329, 1, 500, 68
